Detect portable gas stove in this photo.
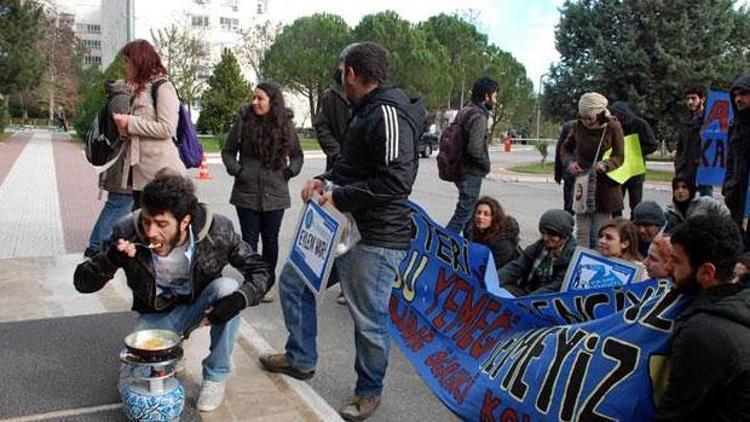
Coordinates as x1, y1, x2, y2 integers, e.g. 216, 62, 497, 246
119, 347, 185, 421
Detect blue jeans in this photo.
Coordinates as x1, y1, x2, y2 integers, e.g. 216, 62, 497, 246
446, 174, 484, 233
279, 243, 406, 396
134, 277, 241, 382
236, 208, 285, 279
87, 192, 133, 252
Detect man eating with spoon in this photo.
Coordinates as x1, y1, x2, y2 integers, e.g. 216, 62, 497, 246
74, 169, 271, 412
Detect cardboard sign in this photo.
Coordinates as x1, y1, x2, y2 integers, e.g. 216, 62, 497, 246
697, 90, 733, 187
561, 246, 644, 292
287, 199, 342, 297
603, 133, 646, 184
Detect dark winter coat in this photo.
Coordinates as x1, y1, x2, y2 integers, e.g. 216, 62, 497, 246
73, 205, 271, 314
654, 279, 750, 421
100, 81, 132, 194
724, 75, 750, 225
560, 117, 626, 213
322, 85, 427, 250
464, 216, 521, 269
554, 120, 576, 184
498, 237, 577, 296
222, 105, 304, 212
460, 102, 492, 177
674, 112, 704, 185
313, 87, 350, 171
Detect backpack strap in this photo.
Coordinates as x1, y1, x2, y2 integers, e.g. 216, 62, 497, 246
150, 78, 170, 117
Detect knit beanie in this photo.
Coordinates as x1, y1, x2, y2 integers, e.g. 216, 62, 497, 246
578, 92, 610, 117
632, 200, 666, 226
539, 209, 574, 237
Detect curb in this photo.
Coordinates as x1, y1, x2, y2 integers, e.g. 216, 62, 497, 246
488, 170, 674, 192
237, 320, 344, 421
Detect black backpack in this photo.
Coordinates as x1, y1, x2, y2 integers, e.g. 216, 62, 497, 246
436, 107, 479, 182
84, 83, 131, 166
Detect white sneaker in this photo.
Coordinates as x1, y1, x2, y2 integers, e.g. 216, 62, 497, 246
197, 380, 225, 412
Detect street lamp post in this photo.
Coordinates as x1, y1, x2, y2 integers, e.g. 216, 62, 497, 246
536, 73, 548, 140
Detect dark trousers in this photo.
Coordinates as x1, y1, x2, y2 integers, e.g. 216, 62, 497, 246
615, 175, 644, 217
446, 174, 484, 233
236, 207, 285, 278
562, 174, 575, 215
131, 191, 141, 211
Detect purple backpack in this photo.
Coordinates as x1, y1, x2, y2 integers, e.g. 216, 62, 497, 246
151, 79, 203, 168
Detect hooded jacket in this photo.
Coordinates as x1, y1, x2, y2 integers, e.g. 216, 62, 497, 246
724, 75, 750, 225
674, 110, 704, 185
313, 87, 350, 171
461, 102, 492, 177
100, 81, 132, 194
609, 101, 658, 166
321, 86, 427, 249
654, 279, 750, 421
498, 236, 577, 296
73, 205, 271, 314
664, 196, 730, 235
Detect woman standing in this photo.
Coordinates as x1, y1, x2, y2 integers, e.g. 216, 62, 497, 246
463, 196, 520, 269
112, 39, 185, 209
560, 92, 624, 248
222, 83, 303, 300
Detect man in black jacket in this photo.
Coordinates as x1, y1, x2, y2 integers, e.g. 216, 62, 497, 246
654, 215, 750, 421
445, 76, 498, 233
259, 42, 426, 421
74, 171, 271, 412
609, 101, 658, 215
554, 120, 577, 214
313, 68, 350, 172
674, 85, 711, 196
723, 75, 750, 243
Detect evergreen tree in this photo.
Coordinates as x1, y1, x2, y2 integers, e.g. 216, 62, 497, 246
197, 50, 250, 135
72, 56, 125, 138
543, 0, 750, 141
0, 0, 47, 96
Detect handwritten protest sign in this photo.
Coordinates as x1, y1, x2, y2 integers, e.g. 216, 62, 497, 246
288, 199, 342, 296
389, 202, 687, 421
697, 90, 733, 187
561, 246, 644, 292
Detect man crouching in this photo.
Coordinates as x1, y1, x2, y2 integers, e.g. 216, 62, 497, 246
74, 170, 271, 412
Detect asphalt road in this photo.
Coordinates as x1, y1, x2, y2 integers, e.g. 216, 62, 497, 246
195, 151, 672, 421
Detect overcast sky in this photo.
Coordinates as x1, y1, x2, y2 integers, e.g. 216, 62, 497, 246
267, 0, 565, 92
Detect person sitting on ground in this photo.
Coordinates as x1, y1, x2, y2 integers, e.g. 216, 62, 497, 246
733, 252, 750, 282
499, 209, 577, 296
644, 234, 673, 280
664, 176, 730, 234
654, 215, 750, 421
74, 171, 271, 412
463, 196, 520, 269
596, 218, 642, 263
631, 200, 666, 258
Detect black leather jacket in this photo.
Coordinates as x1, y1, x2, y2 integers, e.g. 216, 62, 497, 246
74, 205, 271, 314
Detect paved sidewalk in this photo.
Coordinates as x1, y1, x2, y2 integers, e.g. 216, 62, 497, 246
0, 130, 341, 421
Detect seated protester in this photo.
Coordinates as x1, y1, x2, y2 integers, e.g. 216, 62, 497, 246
664, 176, 729, 234
596, 218, 642, 263
73, 171, 271, 412
644, 234, 673, 280
654, 215, 750, 421
463, 196, 521, 269
499, 209, 577, 296
733, 252, 750, 282
632, 200, 666, 258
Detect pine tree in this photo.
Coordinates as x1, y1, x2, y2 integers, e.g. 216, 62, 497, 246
542, 0, 750, 141
197, 50, 251, 135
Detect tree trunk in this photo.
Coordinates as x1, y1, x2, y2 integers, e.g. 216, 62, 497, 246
307, 87, 316, 127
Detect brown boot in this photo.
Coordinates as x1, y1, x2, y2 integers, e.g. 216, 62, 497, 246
339, 395, 381, 421
258, 353, 315, 380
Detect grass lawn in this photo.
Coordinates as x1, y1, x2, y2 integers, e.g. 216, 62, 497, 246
200, 136, 321, 153
509, 162, 675, 182
0, 132, 10, 142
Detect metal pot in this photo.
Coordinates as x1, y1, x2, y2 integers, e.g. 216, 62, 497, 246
124, 329, 184, 360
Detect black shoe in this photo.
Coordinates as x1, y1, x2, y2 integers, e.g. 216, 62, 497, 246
259, 353, 315, 380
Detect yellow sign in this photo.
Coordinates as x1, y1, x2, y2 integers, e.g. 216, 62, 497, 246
602, 133, 645, 184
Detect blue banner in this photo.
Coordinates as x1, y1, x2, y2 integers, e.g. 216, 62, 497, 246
389, 203, 689, 421
697, 90, 733, 186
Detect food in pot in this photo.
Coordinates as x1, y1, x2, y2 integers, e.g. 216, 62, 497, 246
139, 337, 167, 350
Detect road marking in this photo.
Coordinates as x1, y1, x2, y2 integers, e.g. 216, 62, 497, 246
0, 403, 122, 422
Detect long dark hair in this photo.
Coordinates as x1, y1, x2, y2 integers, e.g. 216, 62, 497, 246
470, 196, 515, 243
120, 40, 167, 93
244, 82, 292, 170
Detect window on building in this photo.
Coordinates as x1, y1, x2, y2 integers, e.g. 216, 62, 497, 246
191, 15, 209, 27
84, 55, 102, 65
81, 39, 101, 50
75, 23, 101, 34
220, 17, 239, 31
256, 2, 263, 15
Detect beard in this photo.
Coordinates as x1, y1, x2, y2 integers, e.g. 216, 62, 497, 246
674, 270, 702, 295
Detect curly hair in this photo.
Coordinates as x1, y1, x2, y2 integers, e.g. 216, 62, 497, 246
598, 218, 642, 261
243, 82, 293, 171
470, 197, 516, 244
470, 77, 499, 104
119, 39, 167, 93
671, 215, 742, 283
141, 169, 198, 222
340, 42, 390, 85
